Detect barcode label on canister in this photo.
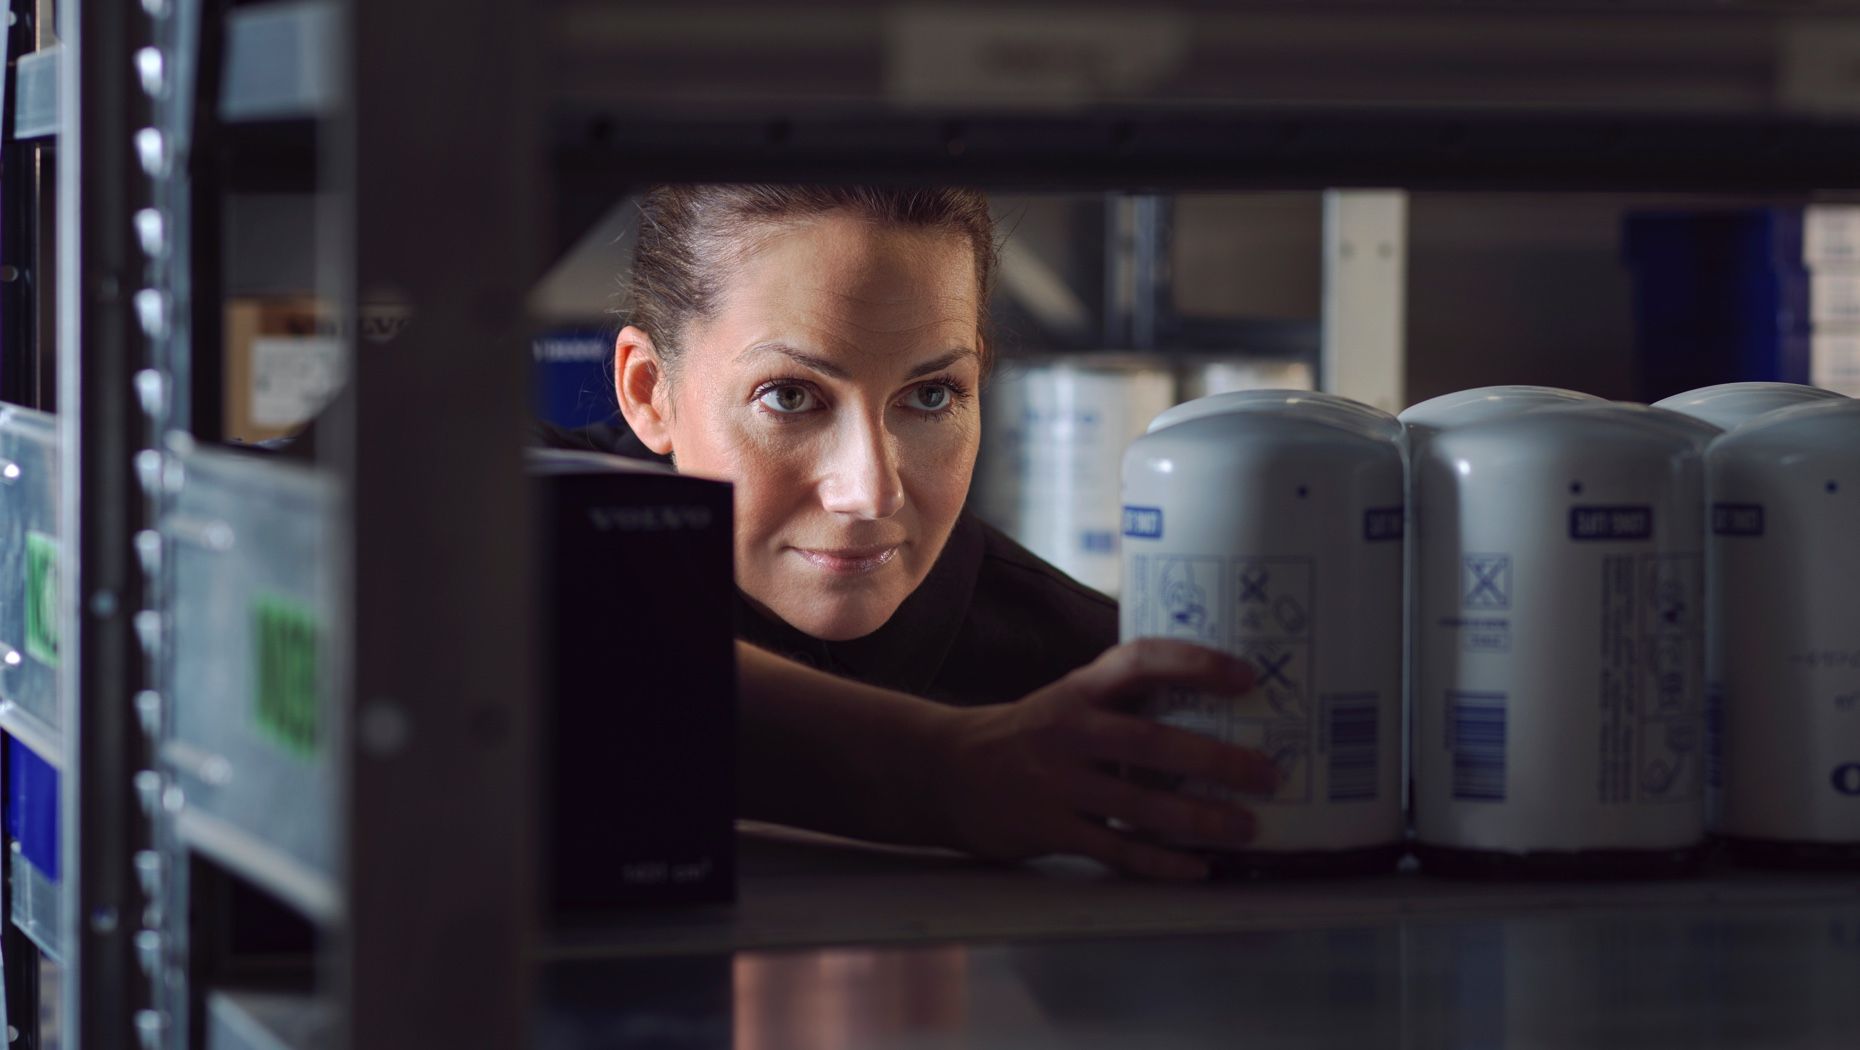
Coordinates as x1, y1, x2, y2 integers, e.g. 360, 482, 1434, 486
1448, 692, 1507, 802
1326, 694, 1379, 801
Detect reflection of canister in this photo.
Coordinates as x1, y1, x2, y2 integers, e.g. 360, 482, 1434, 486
1176, 357, 1315, 402
1653, 381, 1847, 431
975, 355, 1176, 595
1709, 399, 1860, 866
1413, 403, 1709, 876
1149, 390, 1402, 442
1120, 406, 1405, 873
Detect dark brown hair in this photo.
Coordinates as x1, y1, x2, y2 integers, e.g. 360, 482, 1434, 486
626, 185, 996, 370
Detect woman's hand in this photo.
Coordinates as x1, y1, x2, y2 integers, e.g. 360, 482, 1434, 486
927, 639, 1279, 881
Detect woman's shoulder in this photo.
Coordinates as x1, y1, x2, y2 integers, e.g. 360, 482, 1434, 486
927, 516, 1118, 705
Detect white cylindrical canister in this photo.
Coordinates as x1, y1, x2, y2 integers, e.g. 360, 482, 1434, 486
975, 355, 1176, 596
1176, 357, 1316, 402
1653, 382, 1847, 432
1709, 399, 1860, 865
1398, 386, 1605, 824
1149, 390, 1403, 443
1121, 406, 1405, 872
1413, 403, 1709, 875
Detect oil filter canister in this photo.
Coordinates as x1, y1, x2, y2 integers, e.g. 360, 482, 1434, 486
975, 355, 1176, 596
1412, 403, 1709, 877
1121, 404, 1405, 874
1653, 382, 1847, 431
1709, 399, 1860, 867
1148, 389, 1402, 443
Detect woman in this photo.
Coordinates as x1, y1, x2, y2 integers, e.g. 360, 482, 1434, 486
547, 185, 1275, 880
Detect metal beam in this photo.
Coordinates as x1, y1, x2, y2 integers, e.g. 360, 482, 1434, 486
328, 0, 537, 1044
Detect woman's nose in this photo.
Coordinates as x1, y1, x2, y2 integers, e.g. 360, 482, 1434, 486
819, 414, 905, 519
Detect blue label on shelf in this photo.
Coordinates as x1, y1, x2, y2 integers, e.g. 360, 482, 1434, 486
1363, 507, 1404, 542
5, 737, 60, 882
1569, 505, 1653, 541
1121, 506, 1163, 539
532, 330, 618, 429
1711, 503, 1765, 537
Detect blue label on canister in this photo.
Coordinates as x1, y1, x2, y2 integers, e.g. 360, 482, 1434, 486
1363, 507, 1404, 542
1711, 503, 1765, 537
1568, 505, 1653, 541
1121, 506, 1163, 539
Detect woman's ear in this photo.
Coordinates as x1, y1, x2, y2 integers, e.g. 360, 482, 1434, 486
614, 325, 675, 455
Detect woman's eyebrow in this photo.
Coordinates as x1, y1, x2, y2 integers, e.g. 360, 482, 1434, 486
745, 342, 852, 380
904, 348, 978, 380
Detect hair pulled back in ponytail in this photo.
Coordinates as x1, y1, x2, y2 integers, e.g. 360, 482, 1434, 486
625, 185, 996, 370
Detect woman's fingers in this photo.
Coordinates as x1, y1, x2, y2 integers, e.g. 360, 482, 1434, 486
1064, 708, 1280, 795
1064, 769, 1258, 849
1062, 817, 1212, 882
1063, 639, 1256, 709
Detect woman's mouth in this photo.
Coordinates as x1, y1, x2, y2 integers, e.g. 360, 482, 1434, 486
792, 544, 900, 576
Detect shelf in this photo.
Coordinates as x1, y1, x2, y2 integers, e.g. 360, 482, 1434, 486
7, 2, 338, 143
176, 807, 340, 927
555, 106, 1860, 196
207, 989, 333, 1050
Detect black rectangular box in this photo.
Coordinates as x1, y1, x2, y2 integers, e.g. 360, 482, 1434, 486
533, 450, 736, 917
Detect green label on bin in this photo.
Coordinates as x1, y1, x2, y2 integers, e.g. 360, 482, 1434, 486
253, 595, 320, 758
24, 531, 59, 667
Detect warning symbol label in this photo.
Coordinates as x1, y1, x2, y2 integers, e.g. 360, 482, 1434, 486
1462, 554, 1512, 610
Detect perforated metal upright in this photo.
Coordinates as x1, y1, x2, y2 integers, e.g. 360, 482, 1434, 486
56, 0, 163, 1044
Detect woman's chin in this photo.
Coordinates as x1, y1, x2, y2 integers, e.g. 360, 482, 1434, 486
765, 593, 904, 642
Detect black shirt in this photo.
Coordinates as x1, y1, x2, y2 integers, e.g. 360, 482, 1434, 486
533, 421, 1117, 706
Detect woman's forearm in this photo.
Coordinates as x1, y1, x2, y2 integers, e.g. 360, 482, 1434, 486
734, 641, 957, 848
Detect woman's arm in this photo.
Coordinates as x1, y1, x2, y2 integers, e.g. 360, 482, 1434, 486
735, 638, 1280, 881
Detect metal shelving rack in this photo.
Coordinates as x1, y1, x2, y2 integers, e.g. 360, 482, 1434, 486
4, 1, 535, 1047
1, 1, 1858, 1047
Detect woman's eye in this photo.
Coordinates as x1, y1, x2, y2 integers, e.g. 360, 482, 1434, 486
758, 384, 820, 414
906, 384, 954, 412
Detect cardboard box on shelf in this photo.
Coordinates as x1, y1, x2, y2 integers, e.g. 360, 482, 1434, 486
224, 298, 343, 445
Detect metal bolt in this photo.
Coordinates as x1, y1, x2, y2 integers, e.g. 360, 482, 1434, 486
135, 689, 163, 737
133, 288, 171, 340
90, 590, 119, 618
135, 369, 168, 421
134, 128, 170, 178
134, 929, 162, 977
134, 529, 163, 577
133, 1010, 167, 1050
135, 47, 166, 99
134, 609, 164, 658
133, 850, 164, 897
134, 770, 162, 818
135, 449, 165, 497
134, 208, 167, 259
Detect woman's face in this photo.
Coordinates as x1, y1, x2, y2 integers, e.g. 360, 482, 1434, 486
625, 213, 984, 641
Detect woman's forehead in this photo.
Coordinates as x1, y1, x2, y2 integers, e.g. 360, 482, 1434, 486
701, 217, 981, 362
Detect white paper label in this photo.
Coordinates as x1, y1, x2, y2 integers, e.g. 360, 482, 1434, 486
251, 336, 344, 428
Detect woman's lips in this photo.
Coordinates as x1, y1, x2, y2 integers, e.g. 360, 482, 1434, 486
792, 544, 900, 576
